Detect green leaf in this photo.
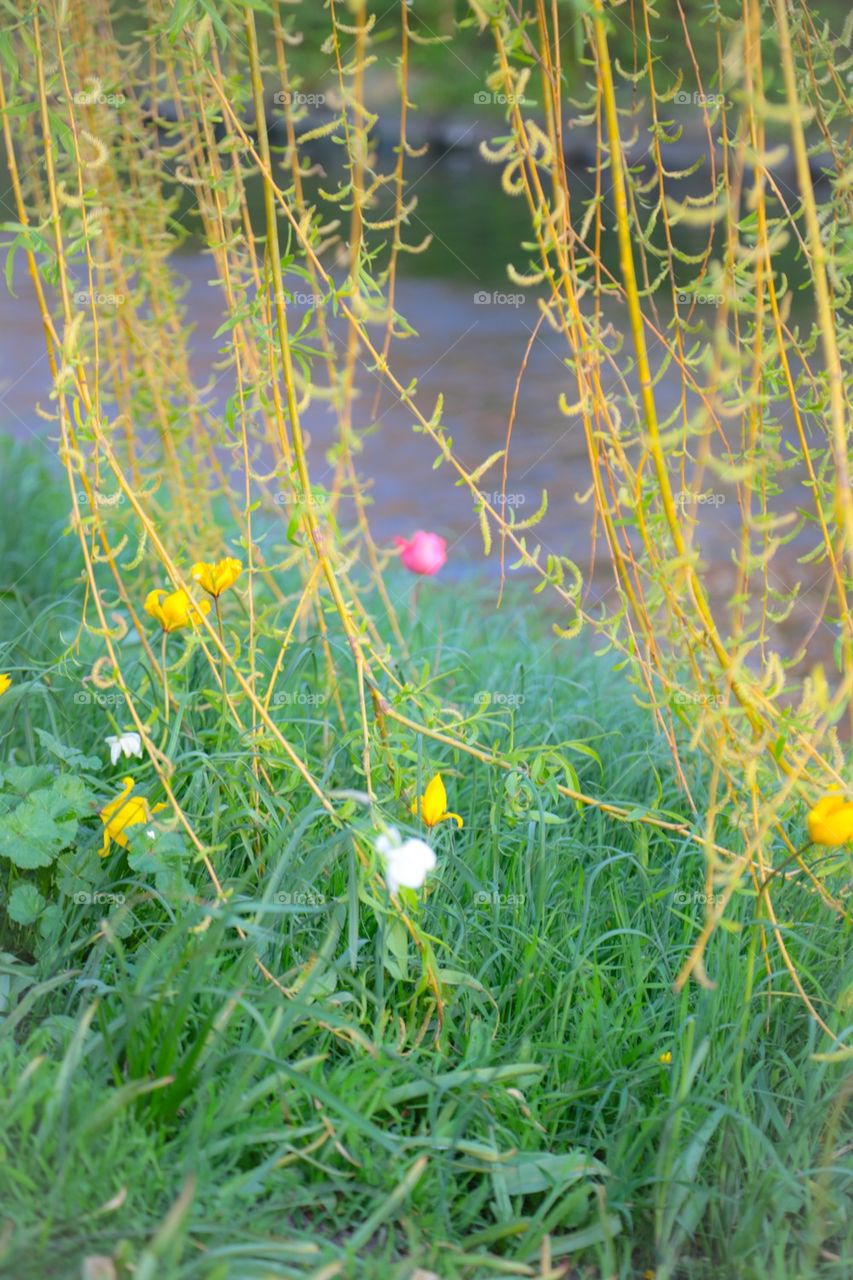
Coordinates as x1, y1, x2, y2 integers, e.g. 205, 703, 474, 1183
38, 902, 63, 939
383, 917, 410, 981
7, 882, 45, 926
127, 829, 189, 899
498, 1149, 607, 1197
34, 729, 103, 772
0, 773, 93, 868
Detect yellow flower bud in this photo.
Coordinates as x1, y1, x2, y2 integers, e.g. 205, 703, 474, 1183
99, 776, 167, 856
806, 794, 853, 847
411, 772, 464, 829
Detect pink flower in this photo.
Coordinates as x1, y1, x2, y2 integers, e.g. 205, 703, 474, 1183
394, 530, 447, 576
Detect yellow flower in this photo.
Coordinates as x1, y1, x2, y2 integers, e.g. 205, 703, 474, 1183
145, 588, 211, 633
99, 776, 166, 857
806, 794, 853, 847
0, 673, 11, 697
659, 1051, 672, 1065
191, 557, 242, 598
411, 772, 463, 829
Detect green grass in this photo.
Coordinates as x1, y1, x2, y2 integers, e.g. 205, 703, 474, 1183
0, 447, 850, 1280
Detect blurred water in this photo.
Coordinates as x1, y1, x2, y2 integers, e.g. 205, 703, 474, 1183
0, 154, 833, 665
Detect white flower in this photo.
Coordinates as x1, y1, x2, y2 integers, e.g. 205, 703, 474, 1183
376, 826, 437, 895
105, 731, 143, 766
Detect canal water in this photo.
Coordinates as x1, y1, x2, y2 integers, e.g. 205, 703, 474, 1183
0, 150, 832, 667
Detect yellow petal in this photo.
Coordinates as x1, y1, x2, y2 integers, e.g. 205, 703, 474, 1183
144, 589, 168, 628
100, 777, 140, 855
0, 673, 11, 697
191, 561, 216, 595
100, 776, 135, 824
215, 557, 242, 595
110, 796, 148, 845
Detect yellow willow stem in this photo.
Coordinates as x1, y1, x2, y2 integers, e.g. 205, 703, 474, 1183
243, 11, 372, 655
206, 46, 843, 795
589, 0, 786, 763
771, 0, 853, 587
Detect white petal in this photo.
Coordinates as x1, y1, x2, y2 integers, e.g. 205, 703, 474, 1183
120, 732, 143, 758
375, 826, 401, 857
385, 839, 436, 891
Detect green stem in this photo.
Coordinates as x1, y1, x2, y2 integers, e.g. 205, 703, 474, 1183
161, 629, 169, 726
215, 596, 227, 752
